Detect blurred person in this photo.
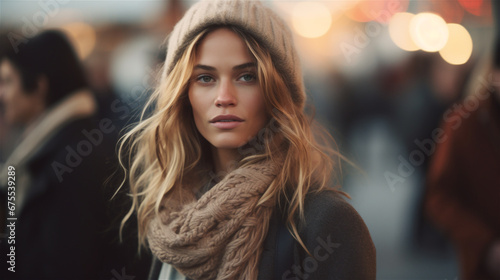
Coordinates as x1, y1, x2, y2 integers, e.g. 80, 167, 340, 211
0, 34, 23, 163
0, 30, 147, 279
118, 0, 376, 279
425, 24, 500, 280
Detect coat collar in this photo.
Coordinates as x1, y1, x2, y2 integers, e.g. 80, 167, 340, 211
0, 89, 96, 211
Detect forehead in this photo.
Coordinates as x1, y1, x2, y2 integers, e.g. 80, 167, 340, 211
194, 28, 254, 65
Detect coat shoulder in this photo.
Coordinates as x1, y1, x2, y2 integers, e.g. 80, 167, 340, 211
292, 189, 376, 279
302, 190, 364, 230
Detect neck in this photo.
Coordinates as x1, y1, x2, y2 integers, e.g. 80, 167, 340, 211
211, 147, 241, 176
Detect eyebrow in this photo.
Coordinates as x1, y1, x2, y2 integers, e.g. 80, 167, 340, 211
193, 62, 256, 71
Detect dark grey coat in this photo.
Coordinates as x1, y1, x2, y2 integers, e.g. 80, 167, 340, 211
148, 190, 376, 280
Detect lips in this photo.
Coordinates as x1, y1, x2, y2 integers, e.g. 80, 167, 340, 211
209, 114, 244, 129
209, 114, 244, 123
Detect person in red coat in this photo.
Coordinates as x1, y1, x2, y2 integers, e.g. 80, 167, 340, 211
425, 62, 500, 279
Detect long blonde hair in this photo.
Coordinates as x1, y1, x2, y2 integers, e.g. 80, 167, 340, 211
118, 26, 347, 253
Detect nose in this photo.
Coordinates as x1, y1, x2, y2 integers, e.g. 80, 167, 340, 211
215, 78, 237, 107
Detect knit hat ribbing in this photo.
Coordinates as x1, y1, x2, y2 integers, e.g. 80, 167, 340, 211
163, 0, 306, 109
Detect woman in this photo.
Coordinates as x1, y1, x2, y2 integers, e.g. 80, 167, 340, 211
119, 0, 376, 279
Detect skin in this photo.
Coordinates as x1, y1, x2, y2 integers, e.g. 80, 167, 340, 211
188, 28, 268, 174
0, 59, 46, 126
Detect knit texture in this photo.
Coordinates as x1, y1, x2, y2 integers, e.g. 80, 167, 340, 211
147, 157, 282, 280
162, 0, 306, 109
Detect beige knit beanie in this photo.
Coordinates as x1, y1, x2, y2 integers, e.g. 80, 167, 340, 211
163, 0, 306, 109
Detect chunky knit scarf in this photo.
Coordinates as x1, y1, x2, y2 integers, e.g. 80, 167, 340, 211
147, 157, 282, 280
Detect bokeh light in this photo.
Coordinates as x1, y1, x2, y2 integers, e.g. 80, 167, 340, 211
346, 0, 409, 23
458, 0, 483, 16
409, 13, 449, 52
345, 0, 385, 22
59, 22, 96, 60
292, 2, 332, 38
439, 23, 473, 65
389, 12, 419, 51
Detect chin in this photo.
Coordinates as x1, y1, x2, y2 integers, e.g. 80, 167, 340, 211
212, 142, 246, 150
210, 137, 250, 150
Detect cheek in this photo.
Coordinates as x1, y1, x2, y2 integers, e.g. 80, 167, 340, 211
5, 90, 30, 123
247, 91, 267, 127
188, 89, 209, 128
4, 86, 20, 112
7, 80, 25, 103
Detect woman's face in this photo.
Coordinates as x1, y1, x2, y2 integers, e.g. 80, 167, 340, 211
188, 28, 268, 151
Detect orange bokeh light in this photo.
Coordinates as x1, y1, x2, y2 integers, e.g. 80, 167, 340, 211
59, 22, 96, 60
439, 23, 473, 65
292, 2, 332, 38
389, 12, 419, 51
345, 0, 409, 23
409, 13, 449, 52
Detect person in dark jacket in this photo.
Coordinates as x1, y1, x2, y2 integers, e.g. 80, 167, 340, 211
0, 30, 149, 280
118, 0, 376, 279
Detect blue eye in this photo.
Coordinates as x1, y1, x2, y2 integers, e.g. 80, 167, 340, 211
239, 74, 256, 82
197, 75, 214, 83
